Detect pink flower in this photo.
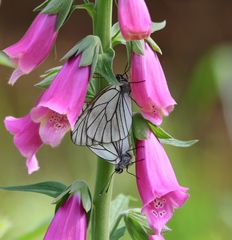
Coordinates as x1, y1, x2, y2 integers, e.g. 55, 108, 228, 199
136, 131, 189, 235
131, 43, 176, 125
44, 195, 87, 240
31, 55, 90, 147
4, 114, 42, 174
3, 13, 58, 85
118, 0, 152, 40
149, 235, 165, 240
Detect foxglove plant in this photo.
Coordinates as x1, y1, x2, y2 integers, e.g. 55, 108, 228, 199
0, 0, 196, 240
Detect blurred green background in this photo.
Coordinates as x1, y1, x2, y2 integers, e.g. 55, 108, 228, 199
1, 0, 232, 239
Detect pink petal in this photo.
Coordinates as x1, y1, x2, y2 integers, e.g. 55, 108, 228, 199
4, 114, 42, 174
26, 154, 40, 175
44, 195, 87, 240
136, 131, 189, 234
38, 111, 70, 147
4, 13, 57, 84
131, 43, 176, 125
118, 0, 152, 40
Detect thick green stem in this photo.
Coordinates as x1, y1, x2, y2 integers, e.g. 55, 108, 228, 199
91, 0, 114, 240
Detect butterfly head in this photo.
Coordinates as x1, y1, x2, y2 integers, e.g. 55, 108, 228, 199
115, 152, 132, 174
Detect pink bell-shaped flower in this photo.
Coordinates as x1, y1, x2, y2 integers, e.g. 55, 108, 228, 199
3, 13, 58, 85
136, 131, 189, 235
118, 0, 152, 40
4, 114, 42, 174
44, 194, 87, 240
31, 55, 90, 147
131, 43, 176, 125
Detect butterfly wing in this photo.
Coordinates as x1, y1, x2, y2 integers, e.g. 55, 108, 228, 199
71, 105, 94, 146
89, 138, 130, 165
86, 85, 132, 143
89, 142, 120, 164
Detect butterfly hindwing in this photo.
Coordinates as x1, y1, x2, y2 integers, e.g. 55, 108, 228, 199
89, 137, 130, 165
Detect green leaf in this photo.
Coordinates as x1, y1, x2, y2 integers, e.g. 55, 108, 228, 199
146, 37, 162, 54
62, 35, 101, 77
73, 3, 96, 19
160, 138, 199, 148
0, 181, 67, 198
132, 113, 149, 140
148, 123, 198, 148
152, 20, 166, 33
110, 195, 130, 232
35, 66, 61, 89
0, 51, 15, 68
131, 40, 144, 55
95, 48, 119, 85
40, 0, 74, 30
111, 22, 126, 47
124, 209, 153, 240
18, 221, 49, 240
53, 180, 92, 213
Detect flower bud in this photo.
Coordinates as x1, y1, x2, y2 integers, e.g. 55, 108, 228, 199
118, 0, 152, 40
44, 195, 87, 240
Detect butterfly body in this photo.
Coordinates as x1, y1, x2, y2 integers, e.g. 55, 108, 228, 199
115, 152, 132, 174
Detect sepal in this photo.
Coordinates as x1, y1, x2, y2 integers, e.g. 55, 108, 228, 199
95, 48, 119, 84
35, 66, 62, 88
146, 37, 162, 55
132, 113, 149, 140
0, 51, 15, 68
62, 35, 101, 77
111, 22, 126, 47
53, 180, 92, 213
35, 0, 74, 30
72, 3, 96, 19
123, 208, 154, 240
152, 21, 166, 33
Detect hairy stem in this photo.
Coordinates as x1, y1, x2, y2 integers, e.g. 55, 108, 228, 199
91, 0, 114, 240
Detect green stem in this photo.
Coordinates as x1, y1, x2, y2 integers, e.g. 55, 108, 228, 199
91, 0, 114, 240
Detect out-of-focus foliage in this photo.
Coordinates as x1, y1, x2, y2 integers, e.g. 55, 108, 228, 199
0, 0, 232, 239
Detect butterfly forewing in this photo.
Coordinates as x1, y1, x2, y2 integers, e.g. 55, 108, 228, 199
71, 106, 94, 146
86, 85, 132, 143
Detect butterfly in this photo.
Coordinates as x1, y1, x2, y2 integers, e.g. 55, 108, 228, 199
71, 74, 132, 145
89, 137, 133, 174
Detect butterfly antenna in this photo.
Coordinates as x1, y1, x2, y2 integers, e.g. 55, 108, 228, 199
99, 170, 116, 196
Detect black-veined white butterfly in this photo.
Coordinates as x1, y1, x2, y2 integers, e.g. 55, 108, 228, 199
71, 74, 132, 145
89, 137, 133, 174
